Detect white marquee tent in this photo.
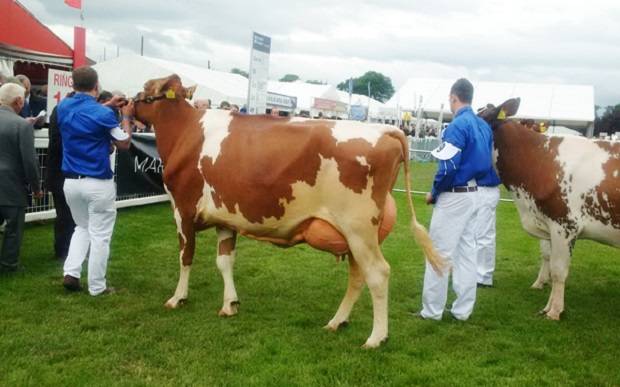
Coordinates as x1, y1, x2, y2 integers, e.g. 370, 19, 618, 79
388, 78, 595, 130
93, 54, 249, 106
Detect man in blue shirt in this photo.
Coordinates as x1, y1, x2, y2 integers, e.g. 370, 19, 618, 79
419, 78, 494, 320
57, 66, 134, 295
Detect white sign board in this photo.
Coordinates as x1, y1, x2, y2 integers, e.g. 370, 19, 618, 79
247, 32, 271, 115
47, 69, 73, 115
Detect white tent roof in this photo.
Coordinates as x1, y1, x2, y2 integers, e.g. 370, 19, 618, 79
93, 54, 248, 106
545, 125, 583, 137
388, 78, 595, 129
267, 80, 341, 111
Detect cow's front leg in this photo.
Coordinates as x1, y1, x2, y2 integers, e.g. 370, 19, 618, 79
165, 222, 196, 309
531, 239, 551, 289
215, 227, 239, 317
542, 233, 574, 320
325, 254, 365, 331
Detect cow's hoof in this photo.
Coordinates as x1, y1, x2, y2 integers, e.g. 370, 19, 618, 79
545, 310, 561, 320
530, 282, 545, 290
324, 319, 349, 332
362, 336, 388, 349
164, 297, 186, 309
218, 301, 239, 317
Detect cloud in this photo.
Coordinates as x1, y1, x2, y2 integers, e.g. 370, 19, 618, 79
16, 0, 620, 105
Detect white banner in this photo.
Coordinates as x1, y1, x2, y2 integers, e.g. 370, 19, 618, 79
47, 69, 73, 115
247, 32, 271, 115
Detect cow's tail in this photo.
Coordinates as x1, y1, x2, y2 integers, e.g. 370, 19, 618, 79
398, 133, 446, 275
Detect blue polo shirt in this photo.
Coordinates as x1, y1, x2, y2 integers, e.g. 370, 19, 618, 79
431, 106, 494, 200
57, 93, 123, 179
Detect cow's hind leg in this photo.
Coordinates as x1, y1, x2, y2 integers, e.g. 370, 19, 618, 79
531, 239, 551, 289
215, 227, 239, 317
165, 222, 196, 309
541, 232, 574, 320
325, 254, 365, 331
345, 234, 390, 349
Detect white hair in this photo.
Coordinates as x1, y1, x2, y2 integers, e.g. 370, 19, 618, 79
0, 83, 26, 106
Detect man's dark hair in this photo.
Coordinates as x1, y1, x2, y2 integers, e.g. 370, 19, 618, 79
450, 78, 474, 104
72, 66, 98, 92
97, 90, 113, 103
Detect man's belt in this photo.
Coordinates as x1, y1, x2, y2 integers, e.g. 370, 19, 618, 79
450, 186, 478, 193
64, 173, 89, 179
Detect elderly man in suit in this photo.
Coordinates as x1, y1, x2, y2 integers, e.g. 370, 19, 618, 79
0, 83, 43, 273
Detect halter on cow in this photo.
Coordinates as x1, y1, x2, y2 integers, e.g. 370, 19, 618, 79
133, 74, 445, 348
479, 98, 620, 320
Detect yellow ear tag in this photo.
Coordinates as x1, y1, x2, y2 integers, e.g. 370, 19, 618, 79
165, 89, 176, 99
497, 109, 506, 120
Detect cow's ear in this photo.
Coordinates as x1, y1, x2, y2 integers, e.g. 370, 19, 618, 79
477, 103, 501, 124
184, 85, 197, 100
499, 98, 520, 118
158, 74, 183, 98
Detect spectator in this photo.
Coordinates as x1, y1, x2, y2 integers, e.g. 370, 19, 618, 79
193, 99, 210, 110
16, 74, 46, 119
219, 101, 231, 110
0, 83, 43, 273
45, 92, 76, 263
57, 66, 134, 295
231, 104, 240, 113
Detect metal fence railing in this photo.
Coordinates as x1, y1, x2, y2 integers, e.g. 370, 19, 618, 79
25, 130, 167, 223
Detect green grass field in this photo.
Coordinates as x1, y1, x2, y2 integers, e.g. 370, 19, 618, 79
1, 162, 620, 386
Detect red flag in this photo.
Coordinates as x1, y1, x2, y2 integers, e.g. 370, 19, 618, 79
64, 0, 82, 9
73, 26, 86, 67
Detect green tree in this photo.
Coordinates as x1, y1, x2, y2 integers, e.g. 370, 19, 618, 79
337, 71, 395, 102
595, 104, 620, 136
279, 74, 300, 82
231, 68, 248, 78
337, 71, 394, 102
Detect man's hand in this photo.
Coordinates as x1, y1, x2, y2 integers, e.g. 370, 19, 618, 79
425, 192, 434, 205
104, 95, 128, 108
120, 99, 135, 118
33, 190, 44, 199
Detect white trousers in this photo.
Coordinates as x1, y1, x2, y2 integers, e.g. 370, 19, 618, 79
476, 186, 500, 285
63, 178, 117, 296
421, 191, 479, 320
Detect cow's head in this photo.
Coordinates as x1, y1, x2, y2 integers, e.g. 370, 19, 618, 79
477, 97, 520, 130
134, 74, 197, 126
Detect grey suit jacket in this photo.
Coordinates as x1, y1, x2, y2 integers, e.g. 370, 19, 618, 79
0, 105, 40, 207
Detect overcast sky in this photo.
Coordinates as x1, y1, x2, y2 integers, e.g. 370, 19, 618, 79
19, 0, 620, 106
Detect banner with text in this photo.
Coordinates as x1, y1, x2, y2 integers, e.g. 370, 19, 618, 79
115, 134, 165, 197
47, 69, 73, 117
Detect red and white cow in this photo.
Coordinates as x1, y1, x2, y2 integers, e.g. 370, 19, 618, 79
479, 98, 620, 319
133, 74, 444, 347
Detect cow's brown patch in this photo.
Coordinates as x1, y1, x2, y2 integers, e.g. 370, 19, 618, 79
218, 236, 237, 256
135, 76, 206, 265
494, 121, 573, 226
200, 115, 404, 224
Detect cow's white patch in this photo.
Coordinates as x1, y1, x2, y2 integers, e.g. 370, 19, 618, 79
331, 120, 396, 147
511, 187, 552, 239
556, 136, 609, 220
217, 228, 235, 242
164, 184, 187, 244
614, 170, 619, 178
356, 156, 369, 167
198, 110, 233, 165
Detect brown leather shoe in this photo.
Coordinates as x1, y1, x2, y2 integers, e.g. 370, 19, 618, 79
63, 275, 82, 292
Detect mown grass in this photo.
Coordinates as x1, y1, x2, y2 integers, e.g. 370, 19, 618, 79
1, 162, 619, 386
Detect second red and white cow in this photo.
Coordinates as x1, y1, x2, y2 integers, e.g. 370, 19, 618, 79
479, 98, 620, 319
133, 75, 444, 347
